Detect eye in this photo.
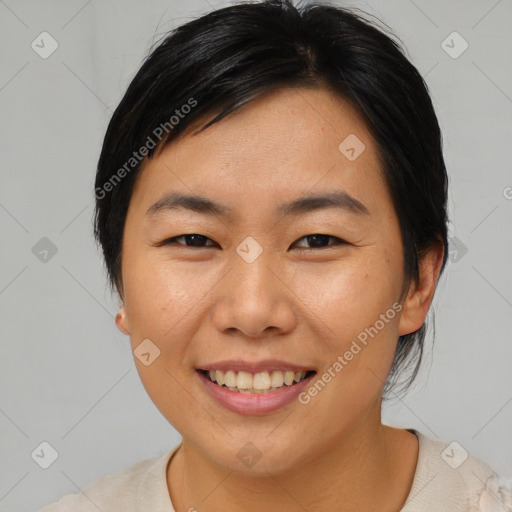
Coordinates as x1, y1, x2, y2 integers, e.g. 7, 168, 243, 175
292, 234, 348, 249
160, 234, 218, 248
158, 233, 347, 250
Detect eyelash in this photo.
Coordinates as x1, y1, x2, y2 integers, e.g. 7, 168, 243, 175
159, 234, 348, 250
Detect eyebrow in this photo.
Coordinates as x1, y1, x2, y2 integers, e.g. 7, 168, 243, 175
146, 191, 369, 219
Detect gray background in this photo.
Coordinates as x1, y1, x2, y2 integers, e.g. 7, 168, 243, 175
0, 0, 511, 510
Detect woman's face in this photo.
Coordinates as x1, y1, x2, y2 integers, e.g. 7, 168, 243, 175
116, 86, 425, 474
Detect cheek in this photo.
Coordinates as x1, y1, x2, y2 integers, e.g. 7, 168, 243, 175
123, 253, 205, 338
297, 249, 402, 335
121, 257, 207, 420
295, 248, 403, 399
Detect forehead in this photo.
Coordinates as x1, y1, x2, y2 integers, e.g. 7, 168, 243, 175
131, 86, 388, 219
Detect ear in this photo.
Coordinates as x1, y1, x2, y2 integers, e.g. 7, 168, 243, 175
115, 304, 131, 335
398, 242, 444, 336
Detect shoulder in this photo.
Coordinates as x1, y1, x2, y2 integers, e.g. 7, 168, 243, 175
38, 444, 180, 512
402, 430, 512, 511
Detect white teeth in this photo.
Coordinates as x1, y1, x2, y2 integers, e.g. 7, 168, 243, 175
284, 371, 295, 386
224, 370, 237, 388
236, 371, 253, 390
215, 370, 225, 386
270, 371, 284, 387
205, 369, 310, 392
253, 372, 271, 390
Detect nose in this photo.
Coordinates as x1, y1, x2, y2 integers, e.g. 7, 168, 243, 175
210, 246, 297, 339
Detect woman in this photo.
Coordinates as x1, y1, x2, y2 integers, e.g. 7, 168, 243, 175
40, 0, 511, 510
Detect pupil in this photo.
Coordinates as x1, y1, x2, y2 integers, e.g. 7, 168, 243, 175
308, 235, 329, 248
188, 235, 206, 246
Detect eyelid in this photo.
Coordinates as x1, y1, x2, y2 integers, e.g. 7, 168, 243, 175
292, 235, 348, 249
157, 234, 218, 247
158, 233, 348, 249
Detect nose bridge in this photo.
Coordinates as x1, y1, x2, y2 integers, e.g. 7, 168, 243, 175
231, 237, 276, 302
211, 237, 296, 337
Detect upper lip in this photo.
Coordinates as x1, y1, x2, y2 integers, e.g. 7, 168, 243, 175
197, 359, 315, 374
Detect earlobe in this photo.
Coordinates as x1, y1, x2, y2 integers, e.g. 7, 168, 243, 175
115, 305, 131, 335
398, 243, 444, 336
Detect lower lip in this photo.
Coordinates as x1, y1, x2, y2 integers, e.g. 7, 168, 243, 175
197, 370, 315, 415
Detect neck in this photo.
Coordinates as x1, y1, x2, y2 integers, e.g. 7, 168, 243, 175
167, 410, 418, 512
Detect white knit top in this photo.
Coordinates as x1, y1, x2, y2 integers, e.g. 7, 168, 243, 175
39, 430, 512, 511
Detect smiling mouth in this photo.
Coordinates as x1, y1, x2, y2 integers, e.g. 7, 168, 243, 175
198, 369, 316, 394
